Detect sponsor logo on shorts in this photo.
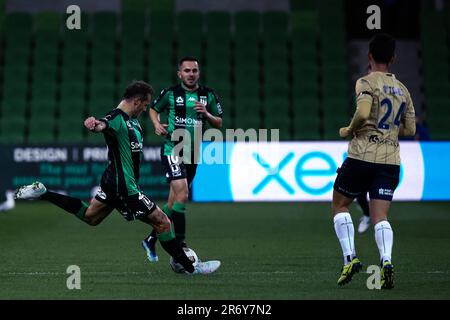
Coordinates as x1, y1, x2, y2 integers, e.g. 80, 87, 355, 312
171, 164, 182, 177
120, 210, 131, 220
338, 187, 360, 196
138, 193, 155, 211
135, 210, 145, 216
378, 188, 394, 196
96, 188, 107, 200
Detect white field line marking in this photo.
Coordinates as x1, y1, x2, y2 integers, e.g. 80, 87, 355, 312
2, 270, 296, 276
2, 270, 449, 277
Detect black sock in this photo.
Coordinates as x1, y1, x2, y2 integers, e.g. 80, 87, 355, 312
40, 191, 88, 220
147, 229, 157, 243
356, 194, 370, 217
159, 237, 194, 273
172, 211, 186, 245
171, 202, 186, 245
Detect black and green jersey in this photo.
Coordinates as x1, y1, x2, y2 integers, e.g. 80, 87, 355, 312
99, 108, 143, 197
151, 84, 223, 156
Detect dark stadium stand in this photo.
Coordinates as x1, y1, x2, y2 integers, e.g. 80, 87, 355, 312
420, 9, 450, 140
0, 0, 449, 144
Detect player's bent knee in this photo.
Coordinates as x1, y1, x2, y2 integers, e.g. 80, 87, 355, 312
85, 216, 102, 226
332, 192, 353, 214
83, 211, 104, 226
371, 215, 388, 225
160, 213, 171, 229
331, 202, 348, 215
160, 219, 171, 233
153, 219, 171, 234
147, 208, 171, 233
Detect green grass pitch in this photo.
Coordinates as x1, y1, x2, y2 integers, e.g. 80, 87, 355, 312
0, 201, 449, 299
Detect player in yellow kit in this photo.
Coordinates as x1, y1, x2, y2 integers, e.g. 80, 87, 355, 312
331, 34, 416, 289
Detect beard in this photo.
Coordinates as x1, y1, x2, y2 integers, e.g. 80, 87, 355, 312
183, 79, 198, 89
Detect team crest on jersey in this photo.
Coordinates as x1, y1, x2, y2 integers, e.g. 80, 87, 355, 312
176, 96, 184, 105
199, 96, 207, 105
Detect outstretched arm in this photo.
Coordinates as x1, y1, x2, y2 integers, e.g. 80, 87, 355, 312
84, 117, 107, 133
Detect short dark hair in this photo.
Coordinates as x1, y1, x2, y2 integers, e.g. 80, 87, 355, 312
178, 56, 199, 68
123, 80, 154, 100
369, 33, 396, 64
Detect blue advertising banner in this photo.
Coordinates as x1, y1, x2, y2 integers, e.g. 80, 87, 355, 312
192, 142, 450, 202
3, 142, 449, 202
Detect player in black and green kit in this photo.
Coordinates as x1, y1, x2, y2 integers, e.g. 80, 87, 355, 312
14, 81, 220, 275
142, 57, 223, 265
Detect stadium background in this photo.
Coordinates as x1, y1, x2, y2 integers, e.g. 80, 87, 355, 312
0, 0, 450, 300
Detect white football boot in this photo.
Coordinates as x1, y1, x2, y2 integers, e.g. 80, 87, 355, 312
358, 216, 371, 233
14, 182, 47, 200
191, 260, 221, 275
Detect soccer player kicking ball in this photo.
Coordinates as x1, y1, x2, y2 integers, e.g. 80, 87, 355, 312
332, 34, 415, 289
14, 81, 220, 275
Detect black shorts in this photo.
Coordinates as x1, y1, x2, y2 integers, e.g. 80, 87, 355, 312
160, 148, 198, 187
94, 181, 156, 221
334, 157, 400, 201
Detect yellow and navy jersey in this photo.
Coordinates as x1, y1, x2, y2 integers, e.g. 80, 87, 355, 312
348, 71, 416, 165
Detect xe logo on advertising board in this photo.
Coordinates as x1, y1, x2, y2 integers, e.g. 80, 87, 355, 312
252, 151, 338, 196
227, 142, 424, 202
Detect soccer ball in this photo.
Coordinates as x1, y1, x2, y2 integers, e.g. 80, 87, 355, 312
170, 247, 199, 273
